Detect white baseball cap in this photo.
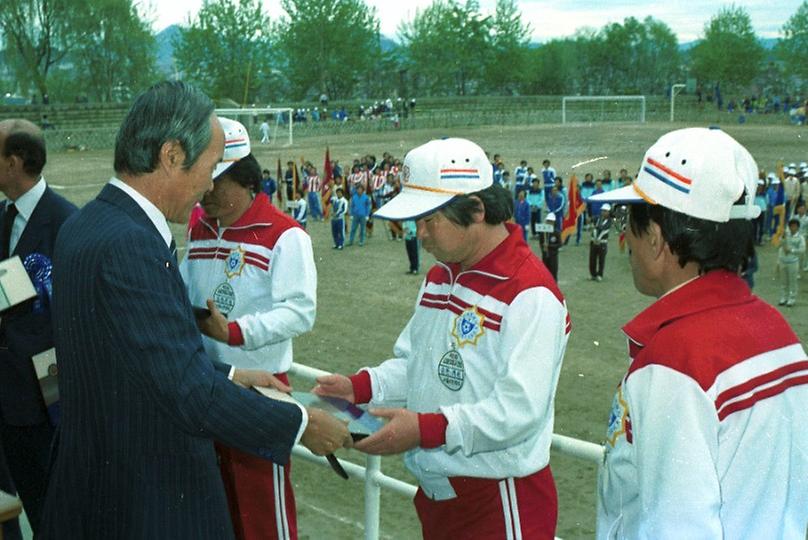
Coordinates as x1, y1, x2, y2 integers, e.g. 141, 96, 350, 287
373, 138, 493, 220
601, 203, 612, 211
212, 117, 251, 180
545, 212, 556, 222
589, 127, 760, 222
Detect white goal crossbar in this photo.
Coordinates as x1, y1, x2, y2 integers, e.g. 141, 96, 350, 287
215, 107, 294, 146
562, 96, 646, 124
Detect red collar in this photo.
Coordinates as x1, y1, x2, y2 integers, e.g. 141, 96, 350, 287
623, 270, 754, 347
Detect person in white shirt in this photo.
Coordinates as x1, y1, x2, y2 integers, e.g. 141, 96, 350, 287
590, 127, 808, 539
180, 117, 327, 539
315, 138, 569, 539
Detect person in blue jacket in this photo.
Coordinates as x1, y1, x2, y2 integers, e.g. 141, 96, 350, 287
348, 184, 371, 246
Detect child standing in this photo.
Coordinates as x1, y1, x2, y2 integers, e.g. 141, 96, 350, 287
539, 213, 561, 281
778, 217, 806, 307
293, 189, 308, 229
514, 190, 530, 240
527, 177, 545, 237
403, 220, 419, 274
330, 187, 347, 249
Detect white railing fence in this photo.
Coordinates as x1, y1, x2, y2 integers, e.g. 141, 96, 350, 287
289, 362, 605, 540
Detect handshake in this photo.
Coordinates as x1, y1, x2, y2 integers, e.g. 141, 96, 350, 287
233, 369, 421, 457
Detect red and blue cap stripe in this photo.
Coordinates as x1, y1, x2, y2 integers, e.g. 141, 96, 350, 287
643, 157, 692, 194
440, 168, 479, 180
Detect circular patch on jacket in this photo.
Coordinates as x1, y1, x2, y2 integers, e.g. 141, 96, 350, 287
437, 348, 465, 391
213, 282, 236, 316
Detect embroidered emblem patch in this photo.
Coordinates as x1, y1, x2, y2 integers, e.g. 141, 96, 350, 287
224, 246, 246, 278
451, 307, 485, 348
213, 282, 236, 316
606, 384, 632, 447
437, 348, 465, 391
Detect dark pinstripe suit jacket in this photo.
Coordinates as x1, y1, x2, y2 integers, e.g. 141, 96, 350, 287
40, 184, 303, 539
0, 188, 76, 425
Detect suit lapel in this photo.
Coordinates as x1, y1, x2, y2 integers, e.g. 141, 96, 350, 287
97, 183, 179, 274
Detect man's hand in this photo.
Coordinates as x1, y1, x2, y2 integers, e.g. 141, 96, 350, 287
232, 369, 292, 393
354, 408, 419, 455
196, 299, 229, 342
300, 408, 353, 456
312, 374, 355, 403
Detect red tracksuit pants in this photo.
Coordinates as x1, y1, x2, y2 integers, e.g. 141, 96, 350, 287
414, 466, 557, 539
215, 374, 297, 540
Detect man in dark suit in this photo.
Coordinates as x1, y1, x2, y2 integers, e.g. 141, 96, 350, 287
0, 119, 77, 538
40, 81, 351, 539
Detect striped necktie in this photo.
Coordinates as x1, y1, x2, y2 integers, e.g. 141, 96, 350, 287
169, 238, 177, 263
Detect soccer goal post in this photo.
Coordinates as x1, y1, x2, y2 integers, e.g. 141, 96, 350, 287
561, 96, 646, 124
214, 107, 294, 146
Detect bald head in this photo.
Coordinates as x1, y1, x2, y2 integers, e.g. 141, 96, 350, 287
0, 118, 47, 178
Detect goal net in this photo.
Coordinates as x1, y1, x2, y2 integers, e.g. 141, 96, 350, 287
214, 107, 294, 146
561, 96, 646, 124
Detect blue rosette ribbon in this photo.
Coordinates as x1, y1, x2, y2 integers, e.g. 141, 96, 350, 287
23, 253, 53, 314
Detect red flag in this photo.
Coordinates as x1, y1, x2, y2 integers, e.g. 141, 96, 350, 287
276, 158, 284, 205
323, 147, 333, 183
322, 147, 334, 218
561, 174, 585, 243
292, 162, 300, 199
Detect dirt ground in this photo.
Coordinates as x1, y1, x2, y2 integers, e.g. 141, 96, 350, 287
37, 122, 807, 539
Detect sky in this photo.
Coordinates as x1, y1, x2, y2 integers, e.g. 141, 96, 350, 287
149, 0, 801, 43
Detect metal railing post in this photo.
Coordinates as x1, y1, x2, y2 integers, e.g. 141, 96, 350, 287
364, 455, 382, 540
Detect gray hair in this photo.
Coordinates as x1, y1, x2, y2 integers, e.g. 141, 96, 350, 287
114, 81, 215, 176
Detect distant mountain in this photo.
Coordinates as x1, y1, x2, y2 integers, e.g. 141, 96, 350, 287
380, 35, 398, 53
679, 36, 779, 52
155, 27, 399, 74
156, 25, 181, 76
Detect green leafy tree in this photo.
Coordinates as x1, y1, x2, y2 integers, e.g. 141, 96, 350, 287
277, 0, 381, 100
777, 1, 808, 83
598, 16, 680, 94
483, 0, 531, 95
691, 5, 764, 90
174, 0, 273, 103
0, 0, 83, 100
523, 38, 581, 95
400, 0, 491, 96
71, 0, 156, 102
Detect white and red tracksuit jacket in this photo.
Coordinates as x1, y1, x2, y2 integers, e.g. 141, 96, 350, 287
351, 224, 570, 500
179, 193, 317, 374
597, 271, 808, 539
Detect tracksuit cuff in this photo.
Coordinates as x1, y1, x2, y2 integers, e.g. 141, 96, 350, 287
227, 322, 245, 346
418, 413, 448, 449
349, 371, 372, 404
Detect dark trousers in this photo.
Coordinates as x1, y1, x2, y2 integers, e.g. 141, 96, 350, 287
0, 418, 55, 534
589, 242, 607, 278
331, 218, 344, 247
542, 254, 558, 281
529, 209, 542, 236
405, 238, 420, 272
0, 442, 22, 540
753, 214, 765, 244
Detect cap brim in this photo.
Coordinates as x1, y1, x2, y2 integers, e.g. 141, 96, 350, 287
373, 190, 455, 220
587, 184, 645, 204
212, 160, 237, 180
